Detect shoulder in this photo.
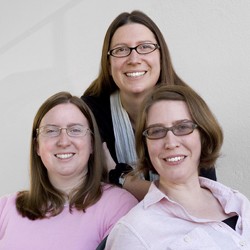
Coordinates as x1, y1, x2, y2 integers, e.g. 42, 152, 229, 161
0, 193, 16, 204
81, 94, 110, 109
105, 201, 148, 249
116, 183, 163, 225
102, 184, 138, 206
85, 185, 138, 238
81, 94, 112, 125
0, 193, 17, 214
200, 177, 250, 204
102, 187, 146, 227
95, 184, 138, 217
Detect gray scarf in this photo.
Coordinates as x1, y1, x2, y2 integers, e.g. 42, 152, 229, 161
110, 91, 137, 167
110, 91, 159, 181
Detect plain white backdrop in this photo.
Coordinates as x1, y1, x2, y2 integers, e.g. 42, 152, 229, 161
1, 0, 250, 198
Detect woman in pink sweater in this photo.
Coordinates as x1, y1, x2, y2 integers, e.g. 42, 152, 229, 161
0, 92, 137, 250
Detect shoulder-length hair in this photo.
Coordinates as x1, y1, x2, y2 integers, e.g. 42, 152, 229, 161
16, 92, 108, 220
135, 84, 223, 176
83, 10, 186, 97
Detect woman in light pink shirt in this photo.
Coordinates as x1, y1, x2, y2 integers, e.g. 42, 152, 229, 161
105, 85, 250, 249
0, 92, 137, 250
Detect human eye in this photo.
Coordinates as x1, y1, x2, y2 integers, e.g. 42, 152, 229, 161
147, 126, 166, 139
174, 122, 193, 135
42, 126, 59, 136
112, 46, 129, 56
68, 125, 84, 136
138, 43, 155, 53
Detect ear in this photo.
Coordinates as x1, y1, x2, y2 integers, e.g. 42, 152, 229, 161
34, 138, 41, 156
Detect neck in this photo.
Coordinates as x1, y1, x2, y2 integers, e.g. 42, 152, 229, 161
159, 177, 228, 220
160, 177, 203, 204
119, 92, 148, 129
49, 169, 87, 196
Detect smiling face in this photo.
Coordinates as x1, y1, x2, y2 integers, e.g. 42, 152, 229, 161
145, 100, 201, 185
109, 23, 161, 98
36, 103, 93, 186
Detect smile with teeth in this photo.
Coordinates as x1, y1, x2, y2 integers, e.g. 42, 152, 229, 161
55, 153, 74, 159
126, 71, 146, 77
165, 156, 185, 162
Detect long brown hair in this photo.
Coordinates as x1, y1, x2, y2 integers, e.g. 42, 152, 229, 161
135, 84, 223, 176
83, 10, 186, 97
16, 92, 108, 220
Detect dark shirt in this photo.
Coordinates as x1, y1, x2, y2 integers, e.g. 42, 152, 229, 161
82, 94, 118, 162
82, 94, 217, 181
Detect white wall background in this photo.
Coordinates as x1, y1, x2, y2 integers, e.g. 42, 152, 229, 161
1, 0, 249, 198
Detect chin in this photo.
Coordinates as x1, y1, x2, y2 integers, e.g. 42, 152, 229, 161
130, 87, 149, 95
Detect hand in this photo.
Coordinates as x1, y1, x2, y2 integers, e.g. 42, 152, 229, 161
102, 142, 116, 172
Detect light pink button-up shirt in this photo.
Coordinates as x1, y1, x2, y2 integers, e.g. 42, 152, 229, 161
106, 177, 250, 250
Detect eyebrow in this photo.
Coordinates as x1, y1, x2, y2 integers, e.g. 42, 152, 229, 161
40, 123, 86, 127
111, 40, 157, 48
146, 119, 192, 128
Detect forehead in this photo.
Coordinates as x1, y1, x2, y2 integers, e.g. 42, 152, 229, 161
40, 103, 88, 126
147, 100, 191, 124
111, 23, 156, 46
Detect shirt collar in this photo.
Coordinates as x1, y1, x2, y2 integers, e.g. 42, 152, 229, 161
143, 177, 236, 210
143, 181, 168, 208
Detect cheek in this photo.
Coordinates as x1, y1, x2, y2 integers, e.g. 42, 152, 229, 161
147, 141, 161, 162
189, 133, 202, 158
110, 59, 123, 75
36, 139, 53, 158
78, 137, 93, 155
151, 53, 161, 70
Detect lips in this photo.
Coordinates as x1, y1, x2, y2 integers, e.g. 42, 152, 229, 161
55, 153, 74, 159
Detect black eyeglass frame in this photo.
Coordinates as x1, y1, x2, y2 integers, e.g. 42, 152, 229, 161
107, 43, 160, 58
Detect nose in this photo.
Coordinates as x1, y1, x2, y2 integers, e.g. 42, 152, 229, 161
164, 131, 180, 149
57, 129, 71, 146
127, 48, 141, 63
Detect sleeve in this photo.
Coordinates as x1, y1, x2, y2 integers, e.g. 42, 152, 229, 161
0, 195, 9, 218
105, 221, 148, 250
100, 187, 138, 237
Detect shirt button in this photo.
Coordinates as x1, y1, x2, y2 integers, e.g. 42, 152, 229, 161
239, 240, 246, 246
183, 236, 191, 243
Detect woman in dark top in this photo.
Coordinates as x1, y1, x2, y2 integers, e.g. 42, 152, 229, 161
82, 10, 216, 200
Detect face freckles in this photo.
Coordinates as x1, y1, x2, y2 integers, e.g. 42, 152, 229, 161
145, 100, 201, 184
36, 103, 92, 185
109, 23, 161, 97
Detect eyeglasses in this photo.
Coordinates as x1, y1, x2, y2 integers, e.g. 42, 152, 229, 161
143, 121, 197, 140
108, 43, 160, 58
36, 125, 91, 138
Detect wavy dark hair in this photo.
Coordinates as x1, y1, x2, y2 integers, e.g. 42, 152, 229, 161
83, 10, 186, 97
16, 92, 108, 220
135, 84, 223, 176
